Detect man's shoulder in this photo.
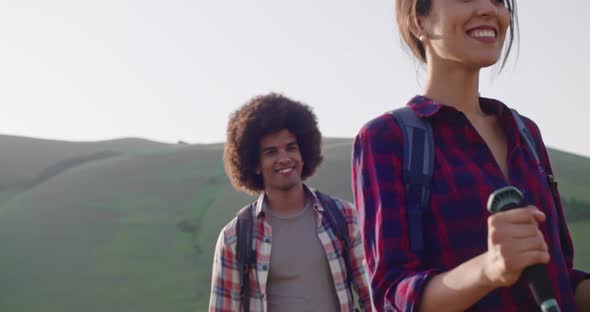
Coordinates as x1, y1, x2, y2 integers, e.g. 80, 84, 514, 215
213, 202, 261, 259
325, 194, 354, 211
217, 216, 239, 246
311, 189, 356, 220
220, 200, 260, 239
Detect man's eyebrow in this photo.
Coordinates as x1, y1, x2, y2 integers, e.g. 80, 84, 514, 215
261, 146, 277, 152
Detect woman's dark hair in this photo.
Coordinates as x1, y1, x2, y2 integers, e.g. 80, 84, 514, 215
396, 0, 518, 69
223, 93, 323, 194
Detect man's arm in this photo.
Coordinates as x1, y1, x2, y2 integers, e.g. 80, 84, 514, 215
343, 200, 373, 311
209, 226, 241, 312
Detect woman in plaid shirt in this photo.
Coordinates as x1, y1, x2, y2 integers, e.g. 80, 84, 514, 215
352, 0, 590, 311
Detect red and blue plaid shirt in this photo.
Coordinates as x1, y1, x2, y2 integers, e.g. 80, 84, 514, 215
209, 184, 373, 312
352, 95, 589, 312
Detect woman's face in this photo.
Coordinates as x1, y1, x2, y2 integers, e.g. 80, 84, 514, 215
419, 0, 511, 69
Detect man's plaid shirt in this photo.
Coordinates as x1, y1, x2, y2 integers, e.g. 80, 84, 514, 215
209, 184, 373, 311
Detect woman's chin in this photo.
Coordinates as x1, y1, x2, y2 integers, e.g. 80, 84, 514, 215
471, 54, 502, 69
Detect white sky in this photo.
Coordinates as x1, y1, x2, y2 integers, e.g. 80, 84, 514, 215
1, 1, 589, 157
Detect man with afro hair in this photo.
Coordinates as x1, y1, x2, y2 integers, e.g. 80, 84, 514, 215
209, 93, 372, 312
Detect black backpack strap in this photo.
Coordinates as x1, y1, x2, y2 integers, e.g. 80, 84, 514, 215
316, 191, 356, 309
236, 203, 256, 312
511, 109, 541, 166
511, 109, 560, 199
511, 109, 567, 248
391, 107, 434, 253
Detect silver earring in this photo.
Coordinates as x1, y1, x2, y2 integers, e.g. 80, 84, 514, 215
419, 35, 425, 41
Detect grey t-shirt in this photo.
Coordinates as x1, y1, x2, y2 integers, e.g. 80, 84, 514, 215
265, 198, 340, 312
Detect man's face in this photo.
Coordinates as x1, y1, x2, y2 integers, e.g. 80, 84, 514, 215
257, 129, 303, 193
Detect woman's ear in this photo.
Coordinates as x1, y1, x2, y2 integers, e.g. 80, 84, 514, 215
410, 14, 427, 42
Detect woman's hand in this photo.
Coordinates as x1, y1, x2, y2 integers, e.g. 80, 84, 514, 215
483, 206, 550, 288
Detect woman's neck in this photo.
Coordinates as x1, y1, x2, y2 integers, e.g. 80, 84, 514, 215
424, 60, 485, 117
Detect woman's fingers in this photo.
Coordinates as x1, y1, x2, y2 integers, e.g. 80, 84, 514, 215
490, 206, 545, 225
485, 205, 550, 287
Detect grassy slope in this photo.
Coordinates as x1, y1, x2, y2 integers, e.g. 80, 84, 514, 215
569, 221, 590, 272
0, 135, 169, 186
0, 145, 226, 312
547, 148, 590, 201
0, 138, 587, 311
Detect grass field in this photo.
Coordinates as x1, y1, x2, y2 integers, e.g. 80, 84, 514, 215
569, 220, 590, 272
0, 145, 227, 312
0, 136, 588, 311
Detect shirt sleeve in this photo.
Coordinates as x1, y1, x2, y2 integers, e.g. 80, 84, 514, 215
339, 199, 374, 311
351, 115, 441, 312
209, 223, 242, 312
526, 118, 590, 291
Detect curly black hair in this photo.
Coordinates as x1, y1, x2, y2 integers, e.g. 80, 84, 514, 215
223, 93, 323, 194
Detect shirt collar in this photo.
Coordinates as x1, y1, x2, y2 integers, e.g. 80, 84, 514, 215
406, 94, 522, 147
254, 183, 322, 218
407, 95, 443, 117
407, 95, 508, 118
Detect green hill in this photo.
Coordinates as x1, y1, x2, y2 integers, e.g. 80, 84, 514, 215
0, 135, 170, 204
0, 136, 588, 311
0, 144, 224, 311
547, 148, 590, 200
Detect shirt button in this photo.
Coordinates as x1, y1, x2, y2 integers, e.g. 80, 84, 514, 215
264, 238, 271, 243
262, 265, 268, 271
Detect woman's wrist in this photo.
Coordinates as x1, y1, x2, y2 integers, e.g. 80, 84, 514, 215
474, 252, 501, 292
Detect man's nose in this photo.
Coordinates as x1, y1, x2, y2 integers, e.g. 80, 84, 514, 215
277, 151, 291, 163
